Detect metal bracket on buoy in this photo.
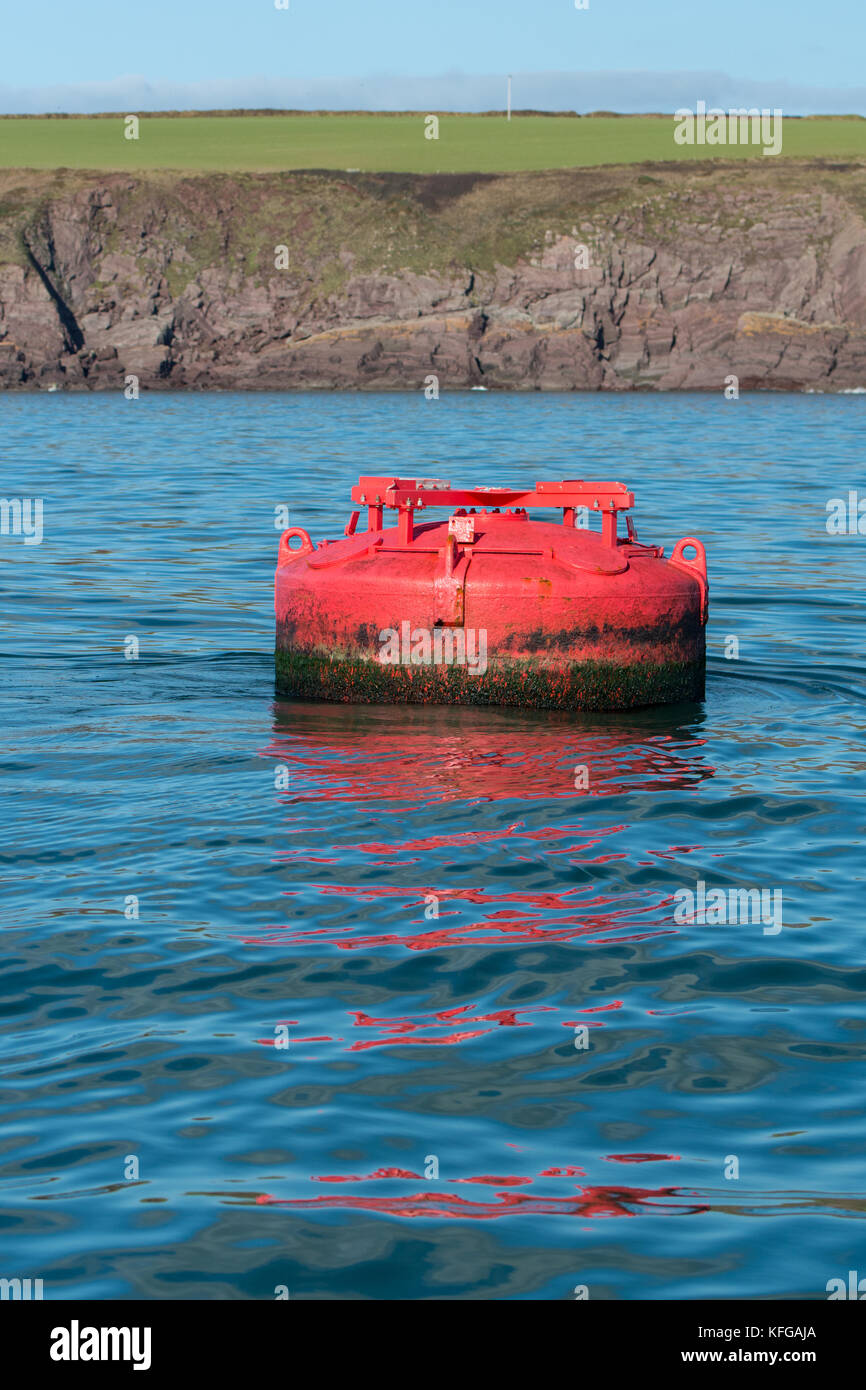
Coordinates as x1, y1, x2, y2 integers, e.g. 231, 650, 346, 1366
448, 515, 476, 544
433, 531, 470, 625
351, 476, 635, 547
277, 527, 315, 567
669, 537, 709, 624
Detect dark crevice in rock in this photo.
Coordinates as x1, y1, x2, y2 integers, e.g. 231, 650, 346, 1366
23, 236, 85, 355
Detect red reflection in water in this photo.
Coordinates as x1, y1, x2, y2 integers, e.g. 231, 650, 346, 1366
563, 1000, 624, 1027
255, 1149, 700, 1220
249, 705, 712, 953
310, 1170, 534, 1187
256, 1184, 707, 1220
240, 881, 679, 951
275, 820, 633, 866
256, 1035, 335, 1045
255, 1003, 562, 1051
266, 703, 712, 807
604, 1153, 681, 1164
345, 1003, 555, 1049
313, 1168, 422, 1183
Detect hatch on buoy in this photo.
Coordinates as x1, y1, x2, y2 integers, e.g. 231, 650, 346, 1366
275, 475, 708, 710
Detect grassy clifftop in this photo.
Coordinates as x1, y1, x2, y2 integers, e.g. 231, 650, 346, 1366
1, 112, 865, 173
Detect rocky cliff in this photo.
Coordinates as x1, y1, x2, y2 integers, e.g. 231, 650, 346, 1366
1, 159, 865, 391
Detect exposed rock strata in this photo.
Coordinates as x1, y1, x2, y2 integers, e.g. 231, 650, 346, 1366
1, 161, 864, 391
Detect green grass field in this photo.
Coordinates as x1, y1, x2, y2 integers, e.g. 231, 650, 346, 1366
1, 113, 864, 173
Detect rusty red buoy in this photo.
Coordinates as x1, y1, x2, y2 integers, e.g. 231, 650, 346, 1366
275, 475, 708, 710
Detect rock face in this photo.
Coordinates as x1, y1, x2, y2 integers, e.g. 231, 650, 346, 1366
1, 161, 865, 391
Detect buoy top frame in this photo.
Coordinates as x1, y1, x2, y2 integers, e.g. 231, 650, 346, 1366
351, 475, 634, 549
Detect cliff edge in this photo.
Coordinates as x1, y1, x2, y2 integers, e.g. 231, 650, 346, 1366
1, 160, 865, 391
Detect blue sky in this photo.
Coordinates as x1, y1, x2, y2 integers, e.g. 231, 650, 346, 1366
2, 0, 865, 113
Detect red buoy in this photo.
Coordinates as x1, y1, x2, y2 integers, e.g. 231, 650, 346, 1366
275, 475, 708, 710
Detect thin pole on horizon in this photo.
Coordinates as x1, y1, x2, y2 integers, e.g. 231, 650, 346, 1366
507, 75, 512, 122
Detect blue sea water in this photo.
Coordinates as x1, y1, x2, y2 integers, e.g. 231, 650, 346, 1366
1, 389, 864, 1301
